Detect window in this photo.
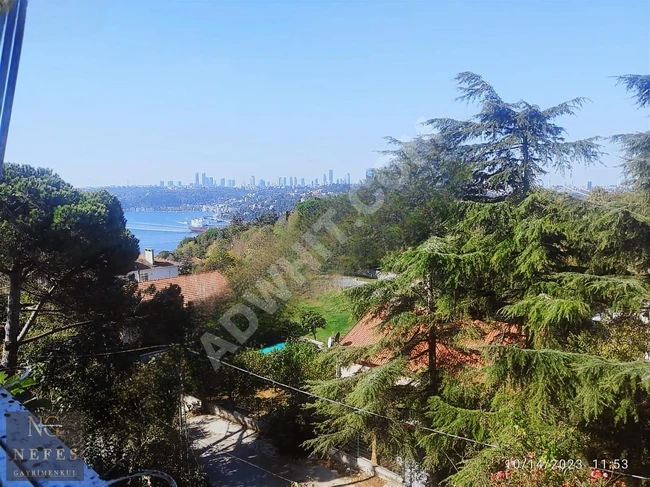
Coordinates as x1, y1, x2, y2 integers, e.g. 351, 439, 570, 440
142, 273, 149, 282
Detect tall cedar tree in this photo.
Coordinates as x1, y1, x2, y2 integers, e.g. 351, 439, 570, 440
427, 72, 602, 199
612, 74, 650, 199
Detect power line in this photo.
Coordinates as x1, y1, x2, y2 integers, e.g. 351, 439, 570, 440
197, 356, 650, 482
21, 343, 179, 361
190, 350, 498, 449
141, 400, 302, 485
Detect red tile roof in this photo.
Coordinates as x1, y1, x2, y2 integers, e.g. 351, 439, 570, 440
342, 313, 521, 372
137, 271, 230, 305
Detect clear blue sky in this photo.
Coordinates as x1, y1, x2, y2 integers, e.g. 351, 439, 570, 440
5, 0, 650, 188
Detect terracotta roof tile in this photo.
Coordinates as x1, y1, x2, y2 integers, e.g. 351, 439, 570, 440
137, 271, 230, 305
342, 314, 522, 372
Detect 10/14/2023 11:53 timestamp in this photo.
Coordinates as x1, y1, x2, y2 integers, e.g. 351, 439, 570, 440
506, 458, 629, 471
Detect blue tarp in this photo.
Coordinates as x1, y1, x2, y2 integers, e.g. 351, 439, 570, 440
260, 342, 286, 354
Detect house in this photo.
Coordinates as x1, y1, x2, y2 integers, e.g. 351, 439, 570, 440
339, 313, 521, 378
127, 248, 179, 282
137, 270, 230, 307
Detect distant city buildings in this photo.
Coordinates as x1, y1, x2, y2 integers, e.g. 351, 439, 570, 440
156, 169, 359, 189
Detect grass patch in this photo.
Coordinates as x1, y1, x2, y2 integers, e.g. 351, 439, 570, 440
294, 290, 355, 343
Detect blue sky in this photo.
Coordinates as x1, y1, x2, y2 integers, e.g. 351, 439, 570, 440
6, 0, 649, 188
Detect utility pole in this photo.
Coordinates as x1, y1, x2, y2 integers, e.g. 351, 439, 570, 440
0, 0, 28, 183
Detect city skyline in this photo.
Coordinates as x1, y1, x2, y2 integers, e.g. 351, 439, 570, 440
4, 2, 647, 189
155, 169, 354, 189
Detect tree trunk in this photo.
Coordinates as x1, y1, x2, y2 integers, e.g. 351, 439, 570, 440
428, 327, 437, 394
2, 270, 22, 372
371, 430, 379, 464
521, 135, 530, 196
426, 273, 437, 394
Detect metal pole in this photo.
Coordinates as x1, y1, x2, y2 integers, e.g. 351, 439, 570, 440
0, 0, 28, 182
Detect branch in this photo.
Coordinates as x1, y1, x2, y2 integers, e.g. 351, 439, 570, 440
17, 285, 56, 343
19, 320, 98, 345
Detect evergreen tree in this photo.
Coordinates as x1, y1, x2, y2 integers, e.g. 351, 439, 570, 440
427, 72, 602, 199
0, 164, 139, 370
612, 74, 650, 199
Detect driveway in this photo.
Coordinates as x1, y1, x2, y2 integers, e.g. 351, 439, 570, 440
187, 415, 386, 487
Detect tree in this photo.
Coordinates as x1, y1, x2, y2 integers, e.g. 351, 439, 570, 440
616, 74, 650, 108
415, 192, 650, 486
299, 310, 326, 339
427, 72, 602, 199
26, 282, 208, 486
0, 164, 139, 371
306, 233, 487, 483
612, 74, 650, 199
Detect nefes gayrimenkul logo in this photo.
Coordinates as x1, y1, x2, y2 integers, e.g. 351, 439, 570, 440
6, 411, 84, 481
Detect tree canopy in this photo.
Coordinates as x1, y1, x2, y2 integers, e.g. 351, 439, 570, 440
427, 72, 602, 199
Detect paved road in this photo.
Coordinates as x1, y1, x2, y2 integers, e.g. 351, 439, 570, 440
188, 415, 385, 487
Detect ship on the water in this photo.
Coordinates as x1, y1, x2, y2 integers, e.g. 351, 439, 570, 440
189, 216, 229, 233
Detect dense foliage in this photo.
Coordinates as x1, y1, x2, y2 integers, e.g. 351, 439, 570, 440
3, 71, 650, 487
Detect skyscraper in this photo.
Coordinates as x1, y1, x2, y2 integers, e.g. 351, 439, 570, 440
201, 173, 206, 186
346, 173, 351, 185
195, 172, 199, 186
587, 181, 593, 190
283, 177, 287, 186
160, 181, 164, 187
315, 177, 319, 185
220, 178, 225, 187
323, 173, 327, 185
289, 176, 293, 187
328, 169, 333, 185
167, 181, 174, 187
301, 177, 305, 186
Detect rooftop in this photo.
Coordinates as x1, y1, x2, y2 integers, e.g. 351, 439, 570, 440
342, 313, 521, 372
134, 253, 179, 270
137, 270, 230, 305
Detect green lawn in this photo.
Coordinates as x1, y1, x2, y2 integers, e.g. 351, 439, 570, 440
294, 290, 355, 343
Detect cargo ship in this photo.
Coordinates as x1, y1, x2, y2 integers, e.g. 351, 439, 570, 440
189, 216, 229, 233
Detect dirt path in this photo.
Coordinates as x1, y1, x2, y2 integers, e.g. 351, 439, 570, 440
187, 414, 386, 487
